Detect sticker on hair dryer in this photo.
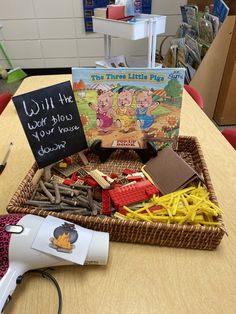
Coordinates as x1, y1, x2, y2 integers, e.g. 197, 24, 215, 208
32, 216, 93, 265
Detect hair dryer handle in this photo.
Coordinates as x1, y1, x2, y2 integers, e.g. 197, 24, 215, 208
0, 264, 25, 313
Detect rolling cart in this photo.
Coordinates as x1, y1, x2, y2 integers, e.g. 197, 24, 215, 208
92, 14, 166, 68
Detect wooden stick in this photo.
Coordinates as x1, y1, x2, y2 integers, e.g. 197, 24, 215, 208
39, 187, 79, 197
77, 189, 88, 196
61, 197, 80, 207
39, 180, 55, 203
52, 181, 61, 204
43, 165, 53, 182
70, 183, 92, 190
76, 196, 90, 209
33, 195, 50, 201
40, 205, 89, 212
88, 188, 97, 216
30, 182, 39, 200
26, 200, 52, 207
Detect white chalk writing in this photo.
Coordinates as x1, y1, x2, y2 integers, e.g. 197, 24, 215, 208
27, 117, 48, 130
38, 141, 67, 157
58, 125, 80, 134
23, 98, 54, 117
51, 114, 73, 126
14, 82, 85, 167
58, 93, 74, 105
32, 128, 54, 142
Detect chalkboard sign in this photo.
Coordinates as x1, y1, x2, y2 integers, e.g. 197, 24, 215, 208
13, 81, 87, 168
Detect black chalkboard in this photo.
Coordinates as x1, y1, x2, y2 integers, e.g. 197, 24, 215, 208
13, 81, 87, 168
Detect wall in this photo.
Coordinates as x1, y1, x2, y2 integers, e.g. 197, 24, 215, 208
0, 0, 186, 69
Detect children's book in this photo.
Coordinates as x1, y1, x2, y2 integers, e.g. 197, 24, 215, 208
199, 17, 214, 45
72, 68, 185, 150
212, 0, 229, 24
205, 13, 219, 38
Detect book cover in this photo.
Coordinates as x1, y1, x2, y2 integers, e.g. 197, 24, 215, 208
199, 18, 214, 45
72, 68, 185, 150
212, 0, 229, 23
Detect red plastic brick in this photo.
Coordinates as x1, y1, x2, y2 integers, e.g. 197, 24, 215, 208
71, 172, 78, 181
127, 175, 143, 182
122, 168, 136, 175
114, 182, 122, 188
63, 157, 72, 165
63, 179, 76, 185
109, 179, 159, 213
102, 190, 112, 215
110, 173, 118, 179
84, 177, 99, 188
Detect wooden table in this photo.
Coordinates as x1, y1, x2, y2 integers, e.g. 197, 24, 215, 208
1, 75, 236, 314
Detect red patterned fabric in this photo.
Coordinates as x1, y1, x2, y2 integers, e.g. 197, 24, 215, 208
0, 214, 24, 279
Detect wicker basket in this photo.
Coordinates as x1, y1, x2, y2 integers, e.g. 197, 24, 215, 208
7, 136, 226, 250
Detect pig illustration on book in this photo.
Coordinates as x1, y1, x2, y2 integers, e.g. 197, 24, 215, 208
116, 89, 136, 132
89, 91, 116, 133
135, 90, 159, 131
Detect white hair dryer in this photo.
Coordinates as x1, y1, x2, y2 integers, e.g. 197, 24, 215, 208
0, 214, 109, 313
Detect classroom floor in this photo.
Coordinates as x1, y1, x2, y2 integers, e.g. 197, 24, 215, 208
0, 77, 236, 131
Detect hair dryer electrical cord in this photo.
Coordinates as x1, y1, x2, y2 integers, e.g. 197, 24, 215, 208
16, 269, 62, 314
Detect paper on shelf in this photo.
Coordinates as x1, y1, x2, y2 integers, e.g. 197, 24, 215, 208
96, 55, 162, 68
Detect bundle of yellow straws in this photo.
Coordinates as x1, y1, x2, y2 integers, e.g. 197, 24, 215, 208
114, 183, 223, 227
